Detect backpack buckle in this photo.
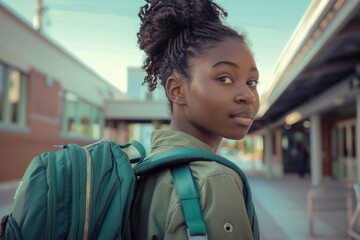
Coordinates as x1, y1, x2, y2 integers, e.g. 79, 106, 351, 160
187, 229, 208, 240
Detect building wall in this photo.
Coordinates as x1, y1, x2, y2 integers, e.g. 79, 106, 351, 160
0, 5, 125, 107
0, 68, 92, 181
28, 68, 61, 136
0, 5, 122, 181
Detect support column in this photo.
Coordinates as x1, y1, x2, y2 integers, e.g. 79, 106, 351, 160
356, 93, 360, 184
152, 120, 161, 130
310, 115, 322, 186
275, 129, 284, 178
116, 121, 128, 143
104, 120, 114, 140
264, 127, 273, 177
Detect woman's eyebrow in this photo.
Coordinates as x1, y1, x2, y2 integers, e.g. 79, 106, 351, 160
212, 62, 259, 73
250, 67, 259, 73
212, 61, 238, 68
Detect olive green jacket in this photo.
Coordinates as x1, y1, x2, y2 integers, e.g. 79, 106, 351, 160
131, 130, 253, 240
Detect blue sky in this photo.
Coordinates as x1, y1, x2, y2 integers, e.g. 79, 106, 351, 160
0, 0, 311, 94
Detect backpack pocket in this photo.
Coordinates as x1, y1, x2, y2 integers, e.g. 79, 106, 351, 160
0, 213, 22, 240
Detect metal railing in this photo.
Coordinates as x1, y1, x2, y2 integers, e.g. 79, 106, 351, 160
307, 181, 359, 238
348, 183, 360, 240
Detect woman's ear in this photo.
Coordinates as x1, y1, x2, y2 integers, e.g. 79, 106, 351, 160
165, 76, 187, 105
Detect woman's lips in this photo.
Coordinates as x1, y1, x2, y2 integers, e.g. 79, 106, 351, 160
230, 111, 254, 126
231, 116, 253, 126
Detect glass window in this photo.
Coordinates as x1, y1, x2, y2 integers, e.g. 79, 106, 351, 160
62, 91, 102, 139
8, 69, 21, 124
338, 128, 342, 156
79, 102, 90, 136
0, 64, 27, 127
64, 92, 78, 135
281, 136, 289, 150
351, 125, 356, 158
342, 127, 347, 157
68, 118, 75, 134
91, 108, 101, 140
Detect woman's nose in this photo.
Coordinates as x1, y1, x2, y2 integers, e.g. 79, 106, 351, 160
234, 86, 256, 104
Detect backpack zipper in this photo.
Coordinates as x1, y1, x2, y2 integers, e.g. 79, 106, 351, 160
47, 152, 57, 240
82, 147, 92, 240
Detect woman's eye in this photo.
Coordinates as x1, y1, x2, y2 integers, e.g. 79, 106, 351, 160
217, 76, 233, 84
248, 79, 258, 87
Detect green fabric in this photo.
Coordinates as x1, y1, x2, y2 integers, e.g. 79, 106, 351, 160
136, 147, 260, 239
0, 140, 143, 240
131, 129, 254, 240
146, 129, 214, 159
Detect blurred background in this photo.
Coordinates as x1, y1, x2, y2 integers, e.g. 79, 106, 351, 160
0, 0, 360, 239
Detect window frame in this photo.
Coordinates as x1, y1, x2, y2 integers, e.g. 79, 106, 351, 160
60, 90, 103, 141
0, 62, 28, 131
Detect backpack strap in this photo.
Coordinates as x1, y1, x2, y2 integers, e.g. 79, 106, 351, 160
134, 148, 260, 240
171, 165, 207, 240
85, 139, 147, 163
120, 140, 147, 163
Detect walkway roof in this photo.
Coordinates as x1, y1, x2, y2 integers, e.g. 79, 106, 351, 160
251, 0, 360, 133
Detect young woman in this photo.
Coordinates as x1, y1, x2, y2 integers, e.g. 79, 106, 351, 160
131, 0, 260, 239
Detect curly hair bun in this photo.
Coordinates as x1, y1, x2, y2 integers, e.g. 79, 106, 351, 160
137, 0, 231, 92
138, 0, 227, 54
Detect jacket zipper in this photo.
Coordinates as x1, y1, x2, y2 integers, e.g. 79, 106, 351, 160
82, 147, 92, 240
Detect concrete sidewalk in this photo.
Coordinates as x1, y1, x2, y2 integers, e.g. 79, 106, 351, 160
0, 160, 352, 240
227, 154, 349, 240
248, 172, 348, 240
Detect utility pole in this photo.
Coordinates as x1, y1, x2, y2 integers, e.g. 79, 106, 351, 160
33, 0, 44, 32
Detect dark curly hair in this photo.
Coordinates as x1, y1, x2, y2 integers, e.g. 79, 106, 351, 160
137, 0, 245, 93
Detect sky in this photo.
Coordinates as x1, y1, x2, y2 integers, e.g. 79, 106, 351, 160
0, 0, 311, 94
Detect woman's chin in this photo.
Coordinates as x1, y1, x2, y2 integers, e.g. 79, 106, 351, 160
223, 130, 249, 140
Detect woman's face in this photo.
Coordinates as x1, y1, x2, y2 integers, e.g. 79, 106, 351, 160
182, 37, 259, 144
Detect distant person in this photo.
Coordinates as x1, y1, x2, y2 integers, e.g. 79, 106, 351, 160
131, 0, 260, 239
298, 144, 309, 178
297, 143, 308, 178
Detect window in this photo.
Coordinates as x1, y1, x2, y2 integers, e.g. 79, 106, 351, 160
0, 63, 27, 127
62, 91, 102, 139
342, 127, 347, 157
8, 69, 21, 123
351, 125, 356, 158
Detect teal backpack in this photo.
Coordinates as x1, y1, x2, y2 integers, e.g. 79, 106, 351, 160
0, 140, 259, 240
